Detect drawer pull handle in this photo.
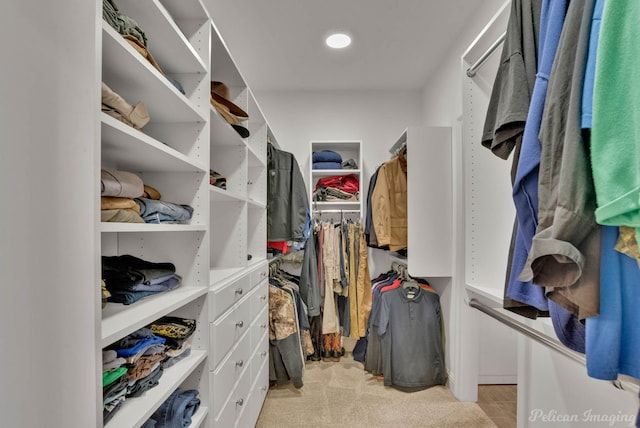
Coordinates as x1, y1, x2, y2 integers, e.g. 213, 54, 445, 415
236, 398, 244, 406
261, 271, 267, 277
261, 323, 267, 329
261, 386, 268, 391
236, 360, 244, 367
236, 320, 244, 328
260, 295, 267, 300
235, 288, 244, 295
261, 351, 267, 357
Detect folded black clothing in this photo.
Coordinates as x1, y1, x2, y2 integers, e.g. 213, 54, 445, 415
102, 255, 176, 290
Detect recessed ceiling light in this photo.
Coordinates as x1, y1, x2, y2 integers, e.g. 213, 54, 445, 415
326, 32, 352, 49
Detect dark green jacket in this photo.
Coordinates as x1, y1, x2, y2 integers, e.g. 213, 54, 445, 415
267, 144, 309, 242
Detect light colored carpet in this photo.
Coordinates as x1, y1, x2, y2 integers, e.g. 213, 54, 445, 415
256, 355, 498, 428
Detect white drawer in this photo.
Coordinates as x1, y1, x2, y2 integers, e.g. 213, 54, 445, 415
214, 362, 252, 428
250, 307, 269, 352
210, 272, 251, 321
252, 358, 270, 425
212, 331, 251, 418
250, 263, 268, 287
251, 330, 269, 381
250, 280, 268, 316
211, 294, 252, 368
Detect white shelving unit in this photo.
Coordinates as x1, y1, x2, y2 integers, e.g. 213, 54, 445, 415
207, 19, 271, 428
100, 0, 211, 426
309, 140, 363, 218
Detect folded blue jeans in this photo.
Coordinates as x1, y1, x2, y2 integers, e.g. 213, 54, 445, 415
135, 198, 193, 224
147, 388, 201, 428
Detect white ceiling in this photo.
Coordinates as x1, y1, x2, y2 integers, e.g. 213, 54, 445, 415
207, 0, 490, 92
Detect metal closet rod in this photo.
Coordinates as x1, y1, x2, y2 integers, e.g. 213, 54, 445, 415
312, 209, 360, 213
468, 298, 640, 395
466, 32, 506, 77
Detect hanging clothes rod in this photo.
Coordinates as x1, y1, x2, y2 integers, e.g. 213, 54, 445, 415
312, 209, 360, 213
466, 32, 506, 77
468, 298, 640, 395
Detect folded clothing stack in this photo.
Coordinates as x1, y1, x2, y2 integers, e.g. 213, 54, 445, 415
312, 173, 360, 202
102, 327, 167, 423
313, 150, 342, 170
149, 316, 197, 368
101, 169, 194, 224
102, 254, 181, 305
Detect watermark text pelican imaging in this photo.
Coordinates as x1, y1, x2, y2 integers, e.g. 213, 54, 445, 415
529, 408, 636, 426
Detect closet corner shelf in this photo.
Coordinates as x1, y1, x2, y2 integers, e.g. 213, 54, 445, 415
247, 145, 266, 168
312, 169, 360, 176
247, 198, 266, 209
210, 107, 247, 147
101, 286, 208, 347
209, 185, 246, 203
102, 22, 207, 124
101, 113, 207, 173
104, 350, 207, 428
117, 0, 207, 74
100, 223, 207, 233
160, 0, 208, 21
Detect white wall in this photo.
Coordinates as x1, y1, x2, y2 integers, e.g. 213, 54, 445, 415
255, 88, 423, 274
1, 2, 100, 427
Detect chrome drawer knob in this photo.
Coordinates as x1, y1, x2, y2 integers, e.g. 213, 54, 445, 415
235, 288, 243, 295
261, 386, 267, 391
260, 323, 267, 329
236, 398, 244, 406
236, 320, 244, 328
260, 295, 266, 300
236, 360, 244, 367
261, 351, 267, 357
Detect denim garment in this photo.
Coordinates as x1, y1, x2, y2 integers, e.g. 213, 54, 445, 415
147, 389, 201, 428
127, 274, 181, 293
312, 150, 342, 163
109, 288, 172, 305
312, 161, 342, 170
141, 420, 157, 428
113, 334, 166, 359
127, 365, 164, 398
135, 198, 194, 224
162, 346, 191, 369
102, 254, 176, 290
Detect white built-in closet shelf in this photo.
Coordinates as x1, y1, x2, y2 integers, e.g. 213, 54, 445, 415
100, 223, 207, 233
247, 198, 266, 209
102, 22, 206, 123
104, 350, 207, 428
312, 169, 360, 176
101, 286, 208, 347
101, 113, 207, 173
247, 145, 266, 168
210, 185, 246, 203
115, 0, 207, 73
210, 107, 246, 147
